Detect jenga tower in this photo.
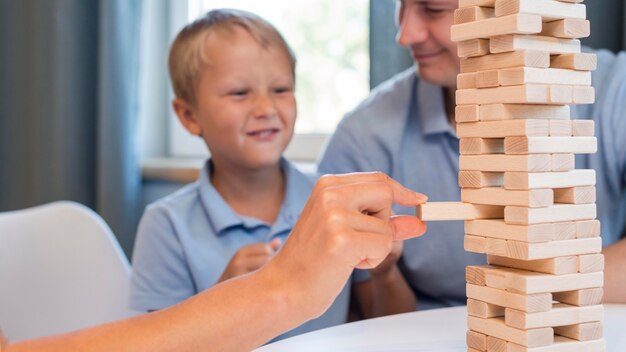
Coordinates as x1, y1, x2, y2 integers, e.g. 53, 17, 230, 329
420, 0, 604, 351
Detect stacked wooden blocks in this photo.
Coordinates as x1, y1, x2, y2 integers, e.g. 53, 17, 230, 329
419, 0, 605, 351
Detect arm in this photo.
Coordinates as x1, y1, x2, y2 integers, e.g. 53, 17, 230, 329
603, 237, 626, 303
4, 172, 427, 352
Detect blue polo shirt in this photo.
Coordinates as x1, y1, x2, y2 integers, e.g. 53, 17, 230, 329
319, 49, 626, 310
130, 158, 350, 339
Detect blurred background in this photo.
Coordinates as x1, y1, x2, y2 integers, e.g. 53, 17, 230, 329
1, 0, 625, 258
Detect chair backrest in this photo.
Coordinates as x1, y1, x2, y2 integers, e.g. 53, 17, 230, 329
0, 201, 139, 341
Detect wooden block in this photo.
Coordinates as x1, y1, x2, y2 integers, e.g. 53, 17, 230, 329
455, 6, 496, 24
467, 283, 553, 312
467, 316, 553, 347
460, 155, 551, 172
451, 14, 542, 42
495, 0, 586, 21
487, 336, 507, 352
541, 18, 590, 39
578, 254, 604, 273
487, 255, 578, 275
467, 330, 488, 351
554, 186, 596, 204
457, 119, 549, 138
457, 84, 553, 105
468, 348, 482, 352
462, 188, 553, 207
458, 38, 490, 58
505, 204, 596, 225
467, 265, 496, 285
548, 120, 573, 137
475, 69, 501, 88
460, 138, 504, 154
466, 234, 488, 253
554, 322, 603, 341
498, 67, 591, 86
572, 120, 594, 136
505, 304, 603, 329
461, 50, 549, 73
575, 219, 600, 238
553, 288, 603, 306
460, 0, 497, 8
467, 298, 505, 318
549, 85, 573, 104
417, 202, 504, 221
550, 53, 597, 71
483, 267, 604, 294
504, 137, 597, 155
457, 105, 481, 122
466, 219, 567, 242
507, 336, 605, 352
458, 72, 478, 89
459, 170, 504, 188
573, 86, 595, 104
552, 221, 577, 240
504, 170, 596, 190
479, 104, 570, 121
490, 34, 581, 55
551, 153, 575, 172
485, 237, 602, 260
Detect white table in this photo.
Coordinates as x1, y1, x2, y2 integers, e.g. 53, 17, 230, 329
255, 304, 626, 352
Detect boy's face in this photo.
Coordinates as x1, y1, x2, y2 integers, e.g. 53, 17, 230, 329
396, 0, 459, 89
176, 27, 296, 171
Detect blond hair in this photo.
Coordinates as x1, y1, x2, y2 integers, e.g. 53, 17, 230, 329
168, 8, 296, 106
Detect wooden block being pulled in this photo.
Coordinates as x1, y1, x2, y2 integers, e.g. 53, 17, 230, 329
468, 298, 505, 318
485, 237, 602, 260
460, 138, 504, 154
495, 0, 586, 21
554, 321, 603, 341
457, 84, 553, 105
466, 219, 571, 242
467, 316, 553, 347
554, 186, 596, 204
541, 18, 590, 38
505, 204, 596, 225
458, 38, 490, 58
507, 336, 605, 352
457, 119, 549, 138
466, 330, 488, 351
490, 34, 581, 55
467, 283, 552, 312
459, 170, 504, 188
572, 120, 595, 136
455, 6, 495, 24
461, 187, 553, 207
504, 137, 597, 154
461, 50, 549, 73
498, 67, 591, 86
451, 14, 541, 41
417, 202, 503, 221
578, 254, 604, 273
504, 170, 596, 190
479, 104, 570, 121
460, 154, 551, 172
487, 255, 578, 275
550, 53, 597, 71
553, 288, 604, 306
505, 303, 603, 329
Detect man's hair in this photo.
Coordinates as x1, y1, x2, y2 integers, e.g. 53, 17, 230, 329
168, 8, 296, 105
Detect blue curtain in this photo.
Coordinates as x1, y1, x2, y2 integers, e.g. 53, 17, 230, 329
0, 0, 142, 258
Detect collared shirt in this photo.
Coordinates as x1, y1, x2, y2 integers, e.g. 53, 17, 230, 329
318, 49, 626, 310
130, 158, 350, 339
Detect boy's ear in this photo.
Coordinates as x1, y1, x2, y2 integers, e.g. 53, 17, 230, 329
172, 98, 202, 136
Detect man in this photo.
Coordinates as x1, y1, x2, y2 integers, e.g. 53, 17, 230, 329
319, 0, 626, 307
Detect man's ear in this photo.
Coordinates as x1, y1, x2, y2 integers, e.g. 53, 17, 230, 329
172, 98, 202, 136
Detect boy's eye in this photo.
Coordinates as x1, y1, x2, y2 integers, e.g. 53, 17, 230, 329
274, 86, 292, 94
230, 89, 249, 96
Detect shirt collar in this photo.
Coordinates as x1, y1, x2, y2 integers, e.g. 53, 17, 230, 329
416, 78, 456, 136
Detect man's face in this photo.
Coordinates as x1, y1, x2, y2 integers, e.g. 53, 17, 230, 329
396, 0, 460, 89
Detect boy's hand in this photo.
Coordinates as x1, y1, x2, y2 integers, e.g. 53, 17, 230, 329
218, 238, 281, 283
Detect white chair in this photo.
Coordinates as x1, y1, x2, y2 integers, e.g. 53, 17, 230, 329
0, 201, 139, 341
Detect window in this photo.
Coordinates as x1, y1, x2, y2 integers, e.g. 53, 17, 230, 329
167, 0, 370, 161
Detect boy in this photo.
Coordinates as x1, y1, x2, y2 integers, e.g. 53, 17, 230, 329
130, 9, 416, 339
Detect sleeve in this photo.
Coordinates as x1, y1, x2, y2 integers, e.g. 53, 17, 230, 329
317, 118, 374, 175
129, 205, 196, 311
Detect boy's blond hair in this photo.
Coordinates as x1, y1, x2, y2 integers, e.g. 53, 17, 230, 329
168, 8, 296, 106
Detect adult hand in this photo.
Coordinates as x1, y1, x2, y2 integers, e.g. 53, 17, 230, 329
368, 240, 403, 279
217, 238, 281, 283
263, 172, 427, 322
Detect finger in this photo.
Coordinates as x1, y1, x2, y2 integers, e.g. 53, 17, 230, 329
269, 238, 282, 252
390, 215, 427, 240
239, 243, 277, 256
245, 255, 273, 271
346, 231, 393, 269
333, 209, 394, 237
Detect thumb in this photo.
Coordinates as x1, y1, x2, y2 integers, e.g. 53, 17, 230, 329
391, 215, 427, 240
269, 238, 282, 252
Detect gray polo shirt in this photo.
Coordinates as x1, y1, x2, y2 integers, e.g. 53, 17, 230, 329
318, 49, 626, 310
